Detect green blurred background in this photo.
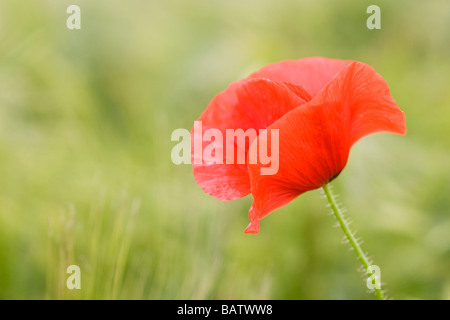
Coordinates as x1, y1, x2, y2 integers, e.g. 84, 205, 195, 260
0, 0, 449, 300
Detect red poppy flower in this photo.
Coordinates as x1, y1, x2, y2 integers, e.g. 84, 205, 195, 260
191, 57, 406, 234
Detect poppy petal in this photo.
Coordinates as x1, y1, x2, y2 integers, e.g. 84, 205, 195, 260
247, 57, 352, 97
245, 61, 406, 233
192, 79, 311, 201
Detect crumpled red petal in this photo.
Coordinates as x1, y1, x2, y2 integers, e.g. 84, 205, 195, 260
245, 61, 406, 233
192, 79, 311, 201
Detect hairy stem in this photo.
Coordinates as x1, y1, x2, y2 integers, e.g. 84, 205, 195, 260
322, 183, 384, 300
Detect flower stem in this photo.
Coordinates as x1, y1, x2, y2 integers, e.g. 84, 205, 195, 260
322, 183, 384, 300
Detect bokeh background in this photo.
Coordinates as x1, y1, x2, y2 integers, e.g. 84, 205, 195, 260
0, 0, 449, 300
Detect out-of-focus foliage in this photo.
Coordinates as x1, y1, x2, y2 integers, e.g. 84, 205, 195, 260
0, 0, 449, 299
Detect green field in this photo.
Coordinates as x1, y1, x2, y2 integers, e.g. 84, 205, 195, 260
0, 0, 449, 299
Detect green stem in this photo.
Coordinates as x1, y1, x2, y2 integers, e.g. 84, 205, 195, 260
322, 183, 384, 300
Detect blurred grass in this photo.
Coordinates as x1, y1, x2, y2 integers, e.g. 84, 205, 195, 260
0, 0, 449, 299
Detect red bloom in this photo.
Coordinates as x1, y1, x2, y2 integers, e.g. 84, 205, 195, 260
191, 57, 406, 234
